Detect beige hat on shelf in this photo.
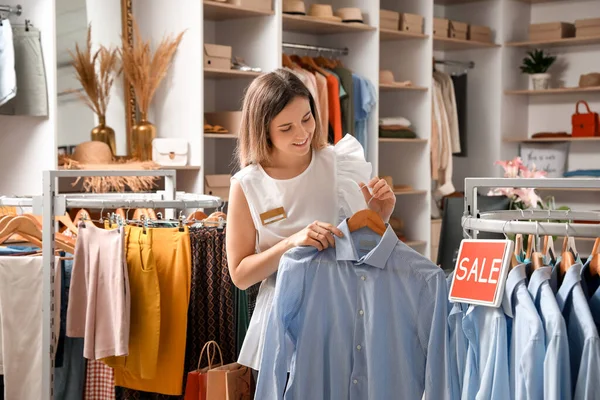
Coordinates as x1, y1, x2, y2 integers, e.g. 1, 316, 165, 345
283, 0, 306, 15
579, 72, 600, 88
308, 4, 342, 22
61, 141, 160, 193
335, 7, 364, 23
379, 70, 412, 87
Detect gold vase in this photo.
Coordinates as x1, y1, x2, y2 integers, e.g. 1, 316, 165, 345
91, 117, 116, 155
131, 114, 156, 161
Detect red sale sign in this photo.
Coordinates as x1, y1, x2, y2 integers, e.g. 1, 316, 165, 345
449, 239, 514, 307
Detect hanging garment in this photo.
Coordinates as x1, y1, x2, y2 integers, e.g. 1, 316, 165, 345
255, 221, 449, 399
0, 24, 48, 116
288, 67, 321, 133
581, 259, 600, 329
67, 223, 130, 360
235, 134, 371, 372
451, 73, 468, 157
104, 226, 161, 380
434, 71, 460, 154
502, 264, 545, 399
313, 71, 329, 136
446, 273, 468, 400
0, 19, 16, 107
334, 65, 354, 136
116, 226, 238, 400
326, 73, 343, 143
0, 256, 61, 400
551, 263, 600, 399
114, 227, 192, 396
460, 305, 510, 399
85, 360, 115, 400
352, 74, 376, 156
528, 266, 572, 400
432, 80, 455, 196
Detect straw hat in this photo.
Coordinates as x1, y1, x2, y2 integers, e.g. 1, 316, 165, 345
61, 141, 160, 193
579, 73, 600, 88
308, 4, 342, 22
283, 0, 306, 15
379, 70, 412, 87
335, 7, 364, 23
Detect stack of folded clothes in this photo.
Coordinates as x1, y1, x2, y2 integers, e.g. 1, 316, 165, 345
378, 116, 417, 139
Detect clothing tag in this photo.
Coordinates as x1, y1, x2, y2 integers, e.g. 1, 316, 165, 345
260, 207, 287, 226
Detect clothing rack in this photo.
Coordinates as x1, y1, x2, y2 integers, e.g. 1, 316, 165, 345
282, 42, 349, 56
0, 4, 21, 17
0, 169, 222, 400
462, 177, 600, 238
435, 59, 475, 69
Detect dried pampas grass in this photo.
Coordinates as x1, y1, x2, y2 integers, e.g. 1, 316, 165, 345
69, 24, 120, 119
120, 15, 185, 117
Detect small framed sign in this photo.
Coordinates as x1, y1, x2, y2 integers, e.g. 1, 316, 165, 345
519, 142, 569, 178
449, 239, 514, 307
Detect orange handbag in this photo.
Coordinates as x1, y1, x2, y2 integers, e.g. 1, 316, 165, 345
572, 100, 600, 137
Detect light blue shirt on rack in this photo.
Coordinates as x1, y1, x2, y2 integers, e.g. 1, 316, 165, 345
502, 263, 545, 400
255, 220, 449, 400
552, 262, 600, 400
580, 259, 600, 329
446, 273, 468, 400
527, 266, 572, 400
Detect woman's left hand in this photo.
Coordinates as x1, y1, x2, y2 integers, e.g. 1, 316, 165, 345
359, 177, 396, 223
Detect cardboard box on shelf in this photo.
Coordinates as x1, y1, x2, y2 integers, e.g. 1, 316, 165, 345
528, 22, 575, 41
204, 175, 232, 203
469, 25, 492, 42
433, 17, 449, 38
228, 0, 272, 12
400, 13, 424, 33
380, 9, 400, 30
450, 20, 468, 40
204, 44, 232, 70
575, 17, 600, 29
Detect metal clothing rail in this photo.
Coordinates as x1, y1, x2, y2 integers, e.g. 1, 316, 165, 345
462, 177, 600, 239
282, 42, 349, 56
0, 169, 222, 400
435, 59, 475, 69
0, 4, 21, 17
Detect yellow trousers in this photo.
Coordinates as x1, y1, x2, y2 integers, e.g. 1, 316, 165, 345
103, 226, 161, 380
114, 226, 192, 396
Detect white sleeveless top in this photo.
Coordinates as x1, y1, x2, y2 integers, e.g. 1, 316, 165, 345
234, 134, 372, 370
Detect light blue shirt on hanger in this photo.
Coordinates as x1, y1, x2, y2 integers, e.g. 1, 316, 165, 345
502, 263, 545, 400
255, 220, 449, 400
446, 273, 468, 400
580, 259, 600, 329
552, 262, 600, 400
527, 266, 572, 400
352, 74, 376, 157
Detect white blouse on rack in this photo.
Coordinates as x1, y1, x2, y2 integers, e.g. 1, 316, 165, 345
233, 134, 372, 371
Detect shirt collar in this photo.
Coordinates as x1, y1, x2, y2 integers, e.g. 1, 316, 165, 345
527, 266, 552, 300
502, 263, 528, 318
556, 262, 583, 312
335, 219, 398, 269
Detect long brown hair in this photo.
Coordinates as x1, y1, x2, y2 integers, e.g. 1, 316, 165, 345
236, 68, 326, 168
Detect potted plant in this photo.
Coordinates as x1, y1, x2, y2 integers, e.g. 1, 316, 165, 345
520, 49, 556, 90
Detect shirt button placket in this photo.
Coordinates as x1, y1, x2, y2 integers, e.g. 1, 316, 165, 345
351, 268, 368, 400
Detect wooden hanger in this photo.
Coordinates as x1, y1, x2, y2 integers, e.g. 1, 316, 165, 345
560, 235, 576, 274
526, 234, 534, 261
300, 55, 328, 76
512, 233, 523, 268
282, 53, 294, 68
542, 235, 556, 265
315, 54, 336, 69
589, 238, 600, 277
57, 213, 80, 236
347, 209, 386, 236
527, 234, 545, 271
0, 216, 75, 253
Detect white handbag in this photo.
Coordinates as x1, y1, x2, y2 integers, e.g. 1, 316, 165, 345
151, 138, 188, 166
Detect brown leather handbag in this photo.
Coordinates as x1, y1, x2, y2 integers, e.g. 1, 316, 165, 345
572, 100, 599, 137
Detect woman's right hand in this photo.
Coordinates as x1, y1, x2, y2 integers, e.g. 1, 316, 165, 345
285, 221, 344, 251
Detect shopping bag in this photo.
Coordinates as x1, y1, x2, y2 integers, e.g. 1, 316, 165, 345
207, 362, 253, 400
184, 341, 223, 400
572, 100, 600, 137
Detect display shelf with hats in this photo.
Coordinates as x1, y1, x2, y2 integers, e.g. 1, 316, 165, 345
282, 3, 375, 34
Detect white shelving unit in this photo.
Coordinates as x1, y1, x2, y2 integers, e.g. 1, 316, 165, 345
3, 0, 599, 259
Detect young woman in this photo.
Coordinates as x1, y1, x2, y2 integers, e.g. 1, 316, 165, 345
226, 68, 395, 373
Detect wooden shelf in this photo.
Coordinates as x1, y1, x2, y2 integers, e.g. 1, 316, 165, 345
404, 240, 428, 247
159, 165, 202, 170
505, 87, 600, 95
204, 68, 261, 79
394, 189, 428, 196
380, 29, 428, 42
506, 36, 600, 48
504, 137, 600, 143
203, 1, 273, 20
282, 14, 375, 35
379, 138, 428, 143
204, 133, 238, 139
380, 83, 428, 92
433, 37, 500, 51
